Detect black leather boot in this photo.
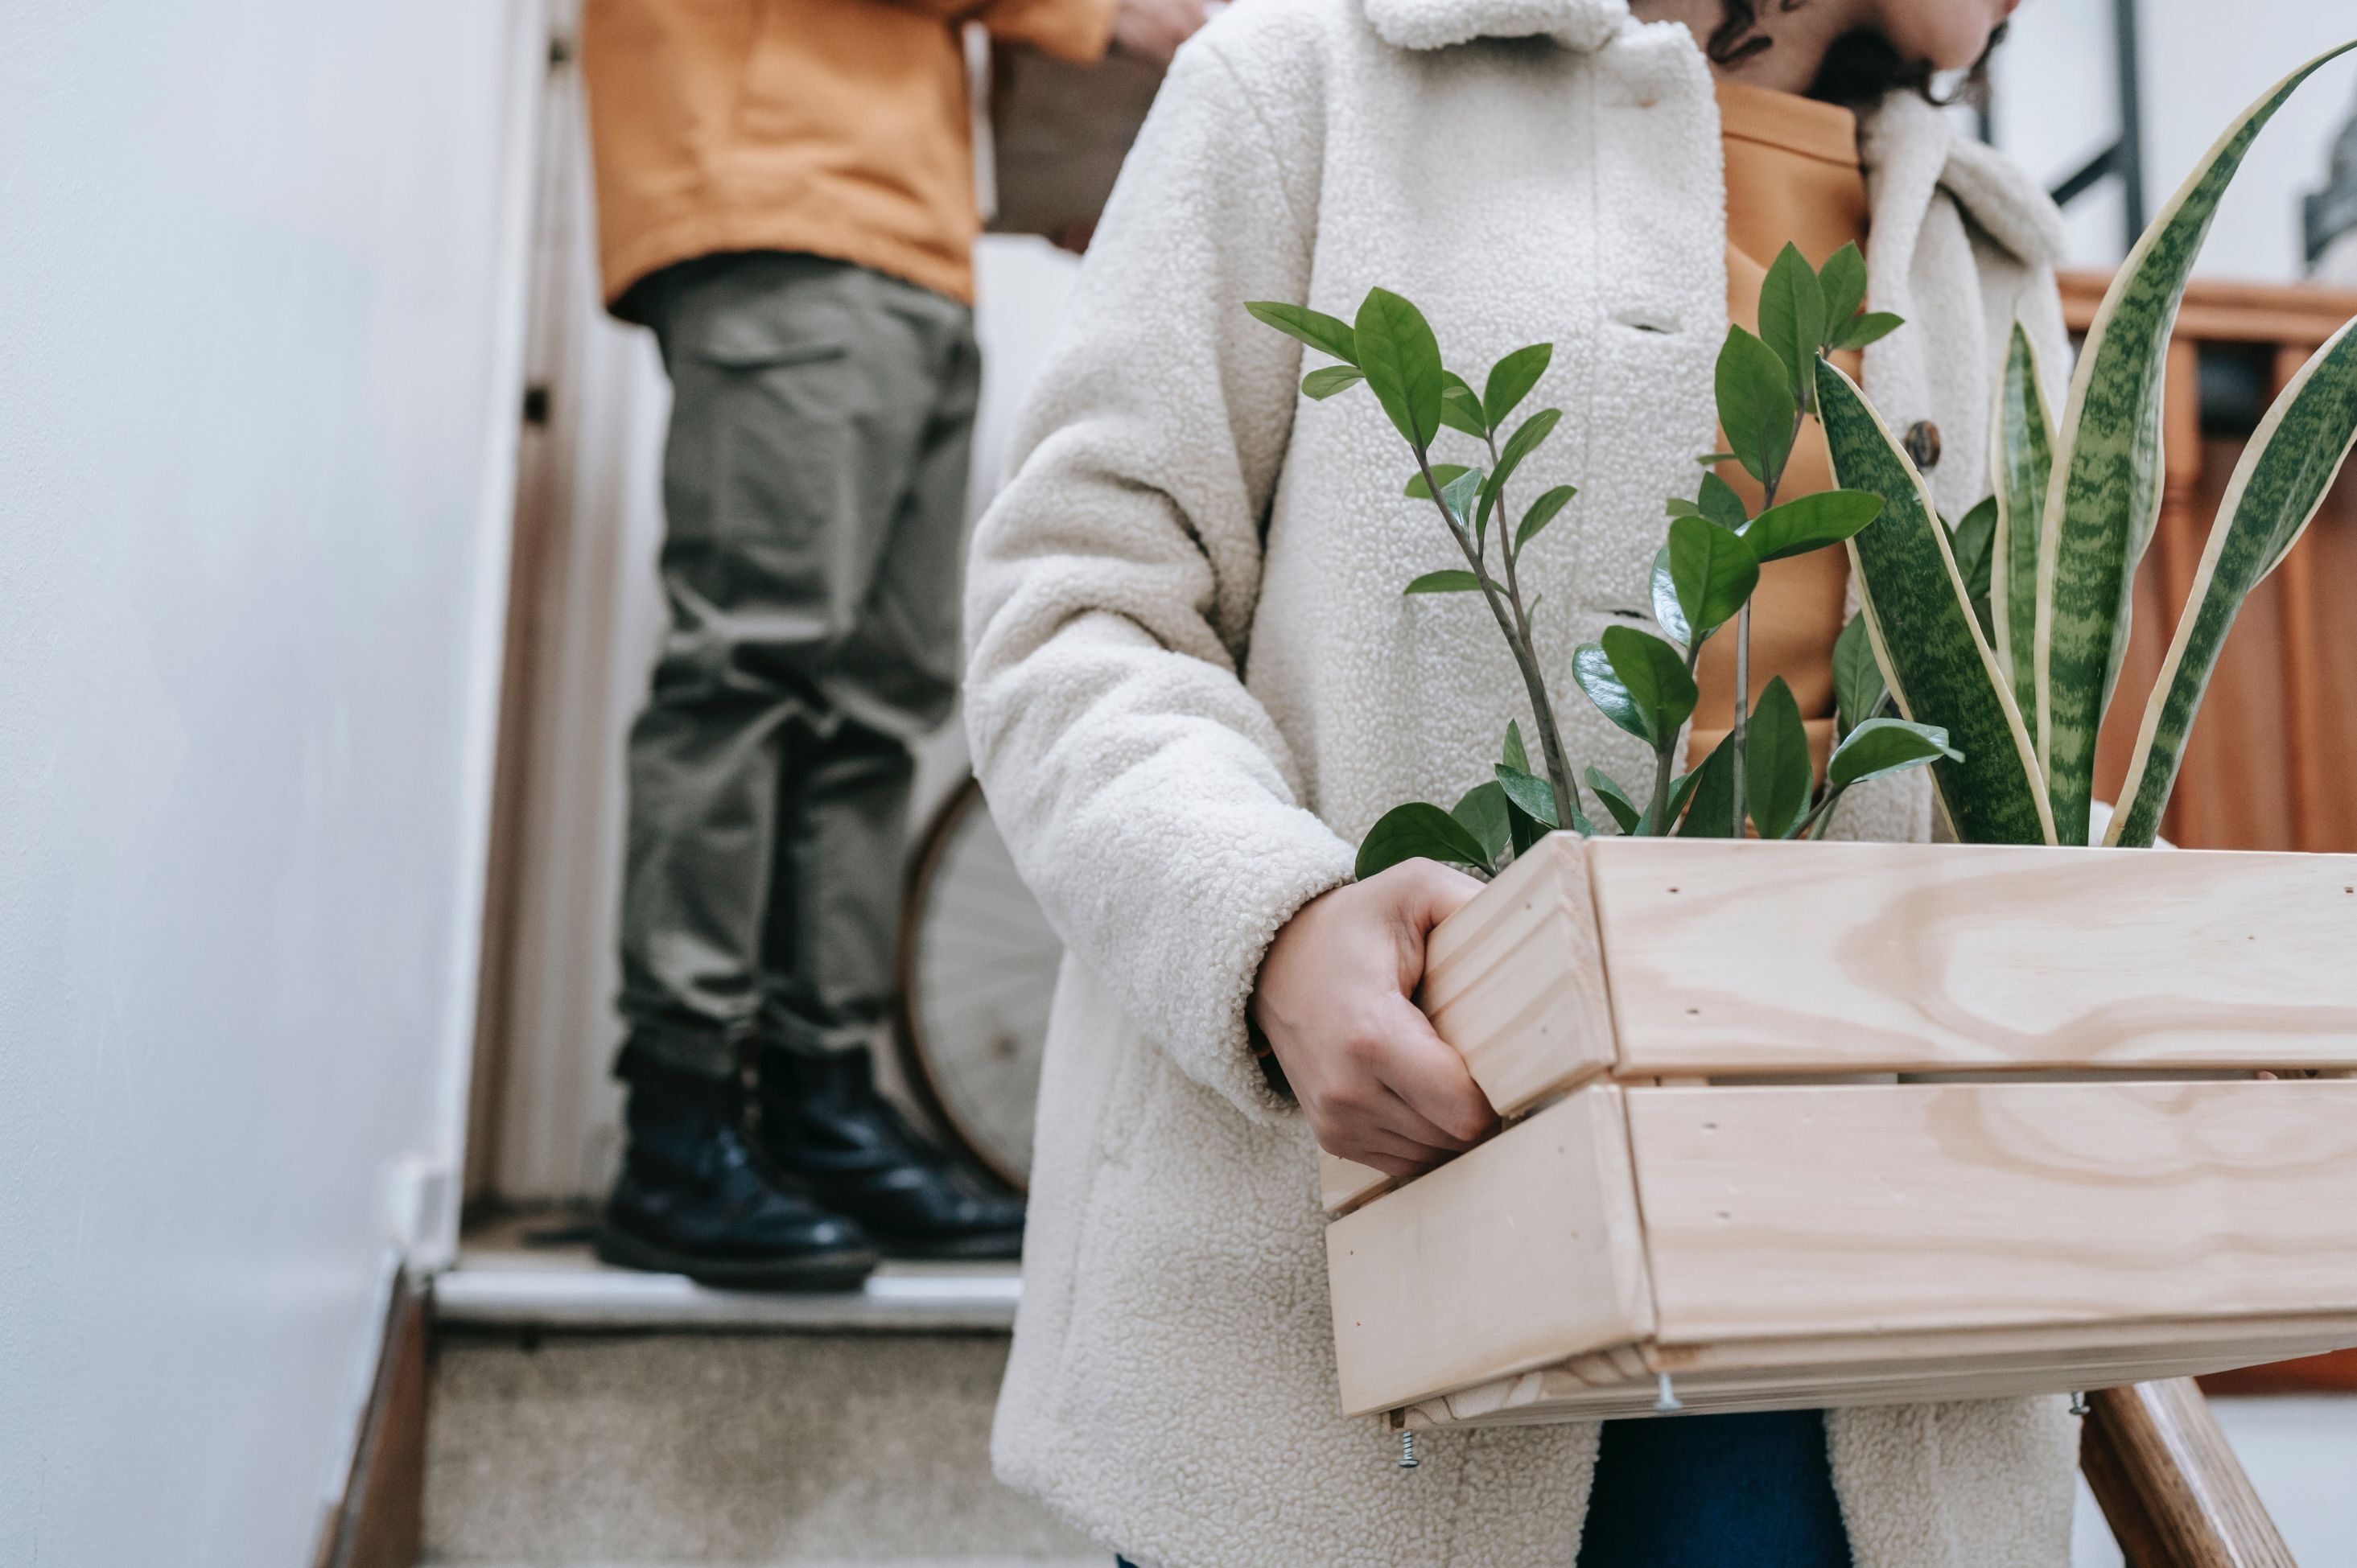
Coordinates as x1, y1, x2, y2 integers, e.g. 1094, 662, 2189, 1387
752, 1043, 1026, 1261
597, 1056, 880, 1290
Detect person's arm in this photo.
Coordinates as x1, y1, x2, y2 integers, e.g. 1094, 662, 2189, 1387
965, 34, 1492, 1173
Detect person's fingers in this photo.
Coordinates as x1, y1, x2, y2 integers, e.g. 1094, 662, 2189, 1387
1366, 1080, 1476, 1154
1374, 1005, 1498, 1149
1371, 859, 1484, 990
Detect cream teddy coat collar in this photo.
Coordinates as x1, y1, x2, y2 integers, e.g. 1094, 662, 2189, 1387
965, 1, 2078, 1564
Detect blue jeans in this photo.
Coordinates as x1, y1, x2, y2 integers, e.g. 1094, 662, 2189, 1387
1576, 1410, 1851, 1566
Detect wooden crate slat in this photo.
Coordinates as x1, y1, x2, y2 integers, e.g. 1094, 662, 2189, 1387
1325, 1087, 1653, 1417
1420, 831, 1614, 1110
1628, 1080, 2357, 1344
1587, 839, 2357, 1075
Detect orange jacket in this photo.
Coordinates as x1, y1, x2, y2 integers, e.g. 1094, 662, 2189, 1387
582, 0, 1114, 311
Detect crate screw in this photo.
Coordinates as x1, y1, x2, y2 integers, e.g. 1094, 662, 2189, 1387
2069, 1392, 2091, 1417
1654, 1373, 1684, 1413
1398, 1430, 1420, 1469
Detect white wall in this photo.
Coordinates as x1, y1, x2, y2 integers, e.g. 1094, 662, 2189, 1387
1992, 0, 2357, 278
0, 1, 542, 1563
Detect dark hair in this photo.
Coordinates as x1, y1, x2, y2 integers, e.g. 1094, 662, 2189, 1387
1704, 2, 2005, 109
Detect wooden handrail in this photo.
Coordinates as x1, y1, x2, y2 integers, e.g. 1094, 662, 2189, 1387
2081, 1380, 2294, 1568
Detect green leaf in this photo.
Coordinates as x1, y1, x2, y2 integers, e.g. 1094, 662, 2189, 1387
1404, 570, 1482, 595
1650, 545, 1692, 648
1758, 243, 1827, 409
1815, 358, 2053, 845
1832, 608, 1886, 739
1662, 761, 1706, 833
1301, 365, 1366, 400
1601, 624, 1698, 745
1828, 717, 1960, 789
1948, 497, 1998, 594
1816, 242, 1868, 344
1665, 496, 1705, 520
1673, 730, 1740, 838
1741, 488, 1883, 563
1451, 780, 1514, 866
1494, 763, 1560, 830
1697, 471, 1749, 532
1404, 463, 1472, 500
1572, 641, 1646, 743
1480, 407, 1564, 532
1830, 311, 1904, 352
1440, 371, 1490, 438
1354, 287, 1446, 449
1696, 451, 1737, 467
1439, 466, 1485, 532
1668, 512, 1758, 637
1355, 801, 1494, 879
1584, 768, 1642, 835
1990, 321, 2054, 735
1517, 484, 1576, 550
2108, 315, 2357, 847
1483, 344, 1554, 433
1743, 676, 1812, 838
2037, 47, 2357, 850
1245, 301, 1358, 364
1716, 326, 1798, 490
1501, 720, 1530, 773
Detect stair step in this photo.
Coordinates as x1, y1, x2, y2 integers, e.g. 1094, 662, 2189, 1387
424, 1233, 1089, 1566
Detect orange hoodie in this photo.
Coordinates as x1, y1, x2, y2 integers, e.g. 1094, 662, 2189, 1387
582, 0, 1115, 312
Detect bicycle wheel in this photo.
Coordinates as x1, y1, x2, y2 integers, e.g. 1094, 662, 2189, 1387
893, 775, 1061, 1192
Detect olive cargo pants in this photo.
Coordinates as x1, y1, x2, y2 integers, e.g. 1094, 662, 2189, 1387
620, 252, 979, 1078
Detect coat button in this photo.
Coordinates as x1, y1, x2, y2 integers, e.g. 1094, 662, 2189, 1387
1904, 420, 1943, 471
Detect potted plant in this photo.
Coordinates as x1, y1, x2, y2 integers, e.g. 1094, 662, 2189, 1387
1251, 42, 2357, 1429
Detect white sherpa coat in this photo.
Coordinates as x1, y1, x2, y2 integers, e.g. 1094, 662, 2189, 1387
965, 0, 2079, 1563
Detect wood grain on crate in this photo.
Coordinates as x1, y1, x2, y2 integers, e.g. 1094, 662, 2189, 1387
1325, 1088, 1652, 1418
1588, 839, 2357, 1076
1628, 1080, 2357, 1342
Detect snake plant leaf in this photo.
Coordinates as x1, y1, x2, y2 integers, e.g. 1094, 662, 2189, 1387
1759, 243, 1827, 410
1828, 717, 1960, 790
2036, 39, 2357, 848
1816, 358, 2054, 845
1302, 365, 1365, 400
1673, 730, 1740, 838
1668, 512, 1759, 636
1650, 545, 1693, 649
1816, 242, 1868, 344
1404, 570, 1482, 595
1517, 484, 1576, 549
1404, 463, 1472, 500
1451, 780, 1514, 866
1988, 322, 2054, 730
1745, 676, 1813, 839
1354, 287, 1446, 449
1356, 801, 1494, 880
2107, 316, 2357, 847
1832, 608, 1886, 739
1717, 326, 1799, 490
1585, 768, 1644, 835
1246, 300, 1358, 364
1439, 371, 1490, 438
1947, 496, 2000, 644
1699, 471, 1749, 532
1741, 489, 1884, 563
1484, 344, 1554, 432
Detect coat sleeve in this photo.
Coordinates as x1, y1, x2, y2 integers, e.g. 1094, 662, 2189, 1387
962, 35, 1351, 1124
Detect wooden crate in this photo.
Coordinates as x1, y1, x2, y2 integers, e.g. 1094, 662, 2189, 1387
1322, 834, 2357, 1427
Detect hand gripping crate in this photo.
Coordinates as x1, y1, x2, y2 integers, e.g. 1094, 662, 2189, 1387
1320, 834, 2357, 1430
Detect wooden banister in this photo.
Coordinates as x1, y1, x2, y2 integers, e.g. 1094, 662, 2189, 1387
2080, 1380, 2294, 1568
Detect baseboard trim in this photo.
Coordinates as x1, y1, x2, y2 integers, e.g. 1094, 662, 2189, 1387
313, 1272, 430, 1568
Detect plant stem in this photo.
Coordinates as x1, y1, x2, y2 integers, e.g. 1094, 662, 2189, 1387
1726, 408, 1808, 838
1644, 640, 1705, 835
1413, 444, 1578, 829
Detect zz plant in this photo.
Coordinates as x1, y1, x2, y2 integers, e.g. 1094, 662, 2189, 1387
1254, 39, 2357, 878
